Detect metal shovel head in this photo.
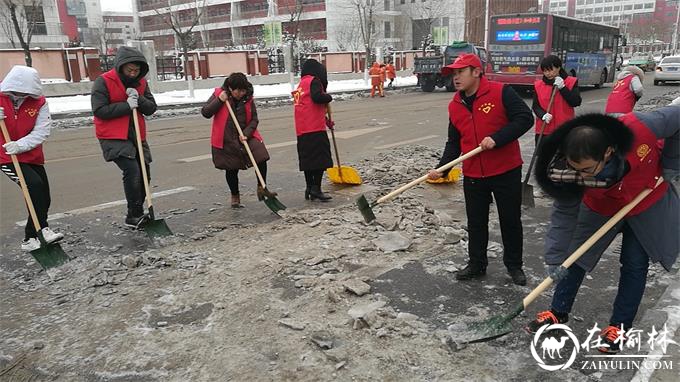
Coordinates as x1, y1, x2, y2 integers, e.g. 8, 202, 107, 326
447, 313, 514, 345
521, 183, 535, 208
143, 218, 173, 239
327, 166, 362, 185
426, 168, 461, 184
263, 195, 286, 215
30, 242, 70, 270
356, 194, 376, 223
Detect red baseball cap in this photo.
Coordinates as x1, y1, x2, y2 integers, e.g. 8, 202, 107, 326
441, 53, 483, 75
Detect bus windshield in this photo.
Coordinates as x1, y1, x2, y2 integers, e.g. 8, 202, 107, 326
489, 15, 548, 74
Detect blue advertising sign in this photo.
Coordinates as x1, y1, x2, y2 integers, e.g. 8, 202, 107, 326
496, 30, 540, 42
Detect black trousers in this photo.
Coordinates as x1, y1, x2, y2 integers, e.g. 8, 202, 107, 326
225, 161, 268, 195
463, 166, 523, 270
303, 169, 325, 187
1, 163, 51, 240
113, 156, 149, 216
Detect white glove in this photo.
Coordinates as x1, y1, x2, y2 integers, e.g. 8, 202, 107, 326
125, 88, 139, 98
542, 113, 553, 124
3, 141, 22, 155
553, 76, 565, 89
0, 106, 4, 120
127, 96, 138, 109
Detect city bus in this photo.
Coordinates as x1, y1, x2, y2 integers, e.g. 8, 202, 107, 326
486, 13, 622, 88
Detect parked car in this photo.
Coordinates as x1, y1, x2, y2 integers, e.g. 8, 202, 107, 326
654, 55, 680, 85
629, 54, 657, 71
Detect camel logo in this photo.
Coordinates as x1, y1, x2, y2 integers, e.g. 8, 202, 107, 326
25, 108, 37, 117
478, 102, 494, 114
636, 144, 651, 161
530, 324, 580, 371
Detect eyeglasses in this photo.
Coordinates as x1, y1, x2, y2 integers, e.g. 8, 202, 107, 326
567, 160, 601, 175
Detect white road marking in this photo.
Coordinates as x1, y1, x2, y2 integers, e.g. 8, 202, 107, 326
15, 186, 195, 226
177, 154, 211, 163
586, 98, 606, 104
374, 135, 439, 150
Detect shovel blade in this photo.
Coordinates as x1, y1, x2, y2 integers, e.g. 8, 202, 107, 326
448, 314, 514, 345
426, 168, 461, 184
327, 166, 362, 185
521, 183, 535, 208
263, 196, 286, 215
356, 194, 376, 223
30, 243, 70, 270
143, 218, 173, 239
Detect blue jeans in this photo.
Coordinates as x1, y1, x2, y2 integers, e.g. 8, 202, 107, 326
551, 223, 649, 329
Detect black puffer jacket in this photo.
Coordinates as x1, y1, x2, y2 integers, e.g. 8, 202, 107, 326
91, 46, 157, 162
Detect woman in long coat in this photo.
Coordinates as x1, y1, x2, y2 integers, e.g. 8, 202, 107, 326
201, 72, 276, 208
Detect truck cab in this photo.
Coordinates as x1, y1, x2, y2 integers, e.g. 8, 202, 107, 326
414, 42, 487, 92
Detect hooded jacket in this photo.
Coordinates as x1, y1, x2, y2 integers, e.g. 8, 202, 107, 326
535, 109, 679, 271
91, 46, 157, 162
0, 65, 51, 165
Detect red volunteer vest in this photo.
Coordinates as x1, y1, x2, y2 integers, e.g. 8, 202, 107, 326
0, 94, 46, 165
210, 88, 262, 149
605, 75, 636, 115
583, 113, 668, 217
449, 77, 523, 178
292, 76, 327, 137
534, 76, 577, 135
93, 69, 147, 140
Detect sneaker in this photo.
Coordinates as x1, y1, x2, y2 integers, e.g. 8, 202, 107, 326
598, 325, 626, 354
455, 264, 486, 280
21, 238, 41, 252
125, 214, 149, 229
40, 227, 64, 244
508, 268, 527, 286
526, 309, 569, 334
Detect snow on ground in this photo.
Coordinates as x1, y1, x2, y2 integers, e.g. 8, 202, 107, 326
46, 76, 418, 114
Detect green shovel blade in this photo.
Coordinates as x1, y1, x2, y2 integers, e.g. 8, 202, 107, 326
30, 243, 70, 270
447, 303, 524, 344
263, 195, 286, 215
143, 218, 173, 240
356, 194, 376, 223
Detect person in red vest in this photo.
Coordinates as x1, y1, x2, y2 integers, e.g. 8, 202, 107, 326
91, 46, 157, 228
532, 55, 582, 144
605, 65, 644, 117
201, 72, 275, 208
0, 65, 64, 251
292, 58, 333, 201
526, 108, 679, 354
427, 53, 534, 285
369, 62, 383, 97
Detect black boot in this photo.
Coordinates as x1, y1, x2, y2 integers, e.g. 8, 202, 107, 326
455, 264, 486, 280
309, 185, 332, 201
304, 185, 312, 200
125, 207, 148, 229
508, 268, 527, 286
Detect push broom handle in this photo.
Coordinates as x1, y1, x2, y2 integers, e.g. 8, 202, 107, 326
224, 99, 267, 189
326, 104, 344, 178
523, 85, 558, 185
0, 120, 42, 232
522, 176, 665, 308
376, 146, 484, 205
132, 111, 154, 211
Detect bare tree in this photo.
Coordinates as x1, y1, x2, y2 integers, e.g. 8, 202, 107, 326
333, 17, 363, 51
403, 0, 453, 49
155, 0, 207, 80
280, 0, 304, 47
344, 0, 379, 65
0, 0, 44, 66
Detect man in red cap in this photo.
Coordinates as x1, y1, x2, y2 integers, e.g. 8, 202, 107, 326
428, 53, 534, 285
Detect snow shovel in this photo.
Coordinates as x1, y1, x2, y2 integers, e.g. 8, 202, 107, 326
326, 105, 362, 185
132, 111, 173, 239
224, 100, 286, 215
521, 86, 558, 208
357, 146, 483, 223
448, 177, 665, 344
0, 120, 69, 270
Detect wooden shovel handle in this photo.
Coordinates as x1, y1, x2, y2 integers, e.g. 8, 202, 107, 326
327, 104, 343, 173
224, 100, 267, 189
376, 146, 484, 204
522, 176, 665, 308
0, 120, 42, 232
132, 111, 154, 210
522, 86, 559, 185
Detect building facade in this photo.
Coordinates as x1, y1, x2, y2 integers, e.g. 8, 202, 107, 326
101, 11, 137, 53
0, 0, 68, 49
135, 0, 469, 54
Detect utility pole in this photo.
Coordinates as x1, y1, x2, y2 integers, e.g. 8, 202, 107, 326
484, 0, 490, 50
674, 0, 680, 55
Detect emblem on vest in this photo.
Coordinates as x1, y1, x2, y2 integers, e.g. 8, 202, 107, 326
478, 102, 495, 114
292, 88, 304, 106
613, 80, 624, 90
25, 108, 37, 117
636, 144, 651, 162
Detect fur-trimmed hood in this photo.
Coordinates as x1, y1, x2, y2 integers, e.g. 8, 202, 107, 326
535, 113, 635, 199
